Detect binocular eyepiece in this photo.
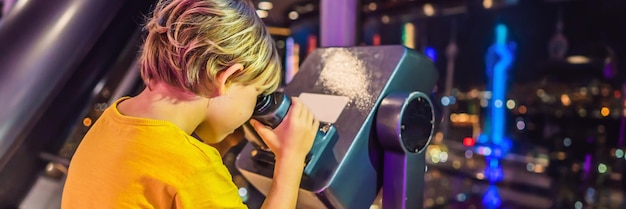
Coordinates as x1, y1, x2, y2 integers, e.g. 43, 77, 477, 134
253, 92, 291, 128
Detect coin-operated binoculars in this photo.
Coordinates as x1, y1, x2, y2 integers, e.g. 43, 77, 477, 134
236, 45, 438, 209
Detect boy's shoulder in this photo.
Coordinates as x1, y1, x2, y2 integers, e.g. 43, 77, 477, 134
82, 101, 222, 166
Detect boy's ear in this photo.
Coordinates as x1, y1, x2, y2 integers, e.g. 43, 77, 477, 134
215, 63, 243, 95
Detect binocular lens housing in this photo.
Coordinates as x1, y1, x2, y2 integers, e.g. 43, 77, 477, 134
253, 92, 291, 129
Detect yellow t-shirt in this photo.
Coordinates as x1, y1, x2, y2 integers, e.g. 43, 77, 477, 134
62, 97, 247, 208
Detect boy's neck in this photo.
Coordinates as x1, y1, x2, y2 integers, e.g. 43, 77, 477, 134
118, 82, 209, 134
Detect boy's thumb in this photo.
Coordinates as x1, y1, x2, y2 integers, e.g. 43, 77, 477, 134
249, 119, 270, 135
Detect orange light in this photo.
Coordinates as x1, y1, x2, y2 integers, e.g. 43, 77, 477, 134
601, 107, 610, 117
83, 117, 92, 127
560, 94, 571, 106
457, 113, 469, 123
450, 113, 458, 123
463, 137, 475, 146
518, 105, 527, 114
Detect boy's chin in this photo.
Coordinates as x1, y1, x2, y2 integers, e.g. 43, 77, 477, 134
194, 126, 244, 144
209, 129, 246, 156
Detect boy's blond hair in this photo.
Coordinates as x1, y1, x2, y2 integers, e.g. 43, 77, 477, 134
139, 0, 281, 97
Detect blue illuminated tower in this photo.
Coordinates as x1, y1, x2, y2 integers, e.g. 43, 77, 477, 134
485, 24, 515, 147
481, 23, 516, 209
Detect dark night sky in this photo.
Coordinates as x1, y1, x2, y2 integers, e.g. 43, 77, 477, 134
375, 0, 626, 91
277, 0, 626, 91
281, 0, 626, 91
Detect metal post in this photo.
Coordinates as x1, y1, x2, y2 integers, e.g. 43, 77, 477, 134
320, 0, 357, 47
377, 92, 434, 209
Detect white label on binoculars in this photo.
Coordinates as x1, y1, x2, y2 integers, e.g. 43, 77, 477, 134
298, 93, 349, 123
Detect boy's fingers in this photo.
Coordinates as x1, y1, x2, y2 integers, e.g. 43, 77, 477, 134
250, 119, 269, 134
290, 97, 305, 118
250, 119, 277, 144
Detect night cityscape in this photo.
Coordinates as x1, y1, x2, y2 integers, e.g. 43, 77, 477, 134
1, 0, 626, 208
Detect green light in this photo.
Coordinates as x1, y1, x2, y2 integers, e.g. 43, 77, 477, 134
598, 163, 607, 174
402, 23, 415, 49
616, 149, 624, 158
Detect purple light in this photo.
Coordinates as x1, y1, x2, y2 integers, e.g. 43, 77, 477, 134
583, 154, 592, 180
476, 146, 492, 156
604, 63, 614, 79
320, 0, 356, 47
484, 158, 503, 183
285, 37, 295, 84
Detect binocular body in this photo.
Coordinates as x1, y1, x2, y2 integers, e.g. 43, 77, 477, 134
250, 92, 339, 177
237, 45, 438, 209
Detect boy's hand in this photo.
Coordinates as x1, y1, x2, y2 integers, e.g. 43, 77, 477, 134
251, 98, 318, 209
250, 97, 319, 161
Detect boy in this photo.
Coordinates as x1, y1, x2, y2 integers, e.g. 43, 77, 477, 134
61, 0, 319, 208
